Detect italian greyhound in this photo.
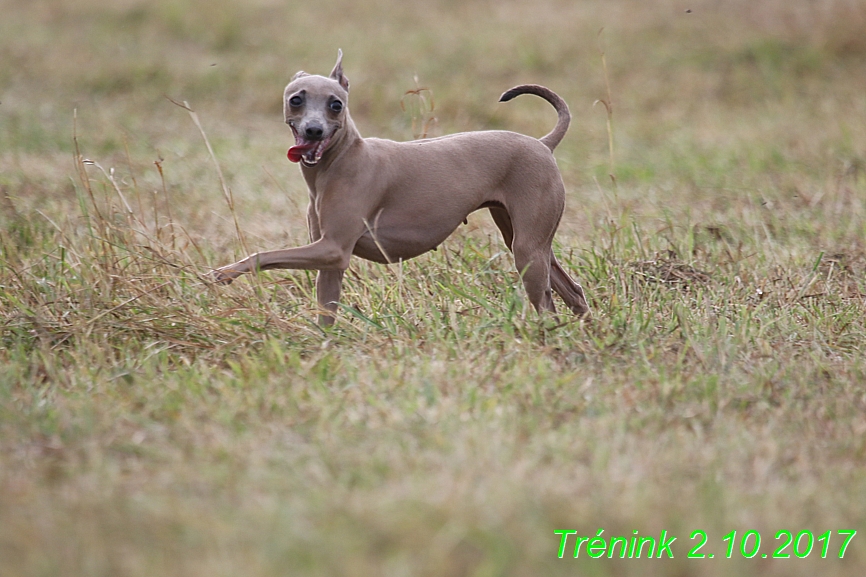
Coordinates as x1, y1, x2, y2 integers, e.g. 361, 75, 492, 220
215, 51, 590, 326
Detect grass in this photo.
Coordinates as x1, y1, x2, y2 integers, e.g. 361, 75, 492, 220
2, 0, 866, 575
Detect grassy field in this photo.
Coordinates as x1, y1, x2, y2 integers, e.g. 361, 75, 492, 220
2, 0, 866, 575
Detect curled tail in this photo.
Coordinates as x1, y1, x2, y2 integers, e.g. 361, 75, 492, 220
499, 84, 570, 151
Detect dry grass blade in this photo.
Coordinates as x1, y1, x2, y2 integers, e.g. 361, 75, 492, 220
629, 254, 712, 286
165, 96, 248, 257
400, 75, 437, 139
1, 1, 866, 576
594, 27, 616, 185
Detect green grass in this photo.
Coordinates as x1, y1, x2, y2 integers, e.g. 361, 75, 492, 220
2, 0, 866, 575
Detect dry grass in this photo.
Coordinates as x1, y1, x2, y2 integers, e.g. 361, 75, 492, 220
2, 0, 866, 575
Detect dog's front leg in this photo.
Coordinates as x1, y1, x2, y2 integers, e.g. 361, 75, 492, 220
305, 205, 345, 326
316, 270, 344, 326
214, 239, 350, 283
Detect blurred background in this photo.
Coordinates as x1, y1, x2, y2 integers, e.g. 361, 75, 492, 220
3, 0, 864, 245
2, 1, 866, 576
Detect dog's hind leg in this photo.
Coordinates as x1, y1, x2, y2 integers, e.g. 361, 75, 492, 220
490, 205, 556, 314
489, 206, 514, 250
514, 245, 557, 314
550, 253, 590, 317
490, 206, 589, 318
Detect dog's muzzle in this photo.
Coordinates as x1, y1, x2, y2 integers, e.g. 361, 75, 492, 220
288, 123, 332, 166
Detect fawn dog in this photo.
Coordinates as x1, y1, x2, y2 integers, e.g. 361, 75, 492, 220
215, 51, 589, 326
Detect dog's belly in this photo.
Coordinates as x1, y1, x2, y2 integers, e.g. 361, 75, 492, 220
351, 218, 462, 264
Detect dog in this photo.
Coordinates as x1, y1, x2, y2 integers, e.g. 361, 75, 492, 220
215, 50, 589, 326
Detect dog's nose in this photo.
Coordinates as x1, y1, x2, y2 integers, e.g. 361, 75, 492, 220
305, 124, 324, 140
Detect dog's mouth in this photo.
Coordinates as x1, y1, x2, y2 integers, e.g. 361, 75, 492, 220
287, 131, 332, 167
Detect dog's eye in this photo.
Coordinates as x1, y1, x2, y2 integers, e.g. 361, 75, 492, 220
289, 95, 303, 107
329, 100, 343, 113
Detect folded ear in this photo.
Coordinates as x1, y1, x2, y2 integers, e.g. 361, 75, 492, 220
329, 49, 349, 90
291, 71, 310, 81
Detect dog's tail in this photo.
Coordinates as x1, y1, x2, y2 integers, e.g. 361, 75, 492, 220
499, 84, 570, 152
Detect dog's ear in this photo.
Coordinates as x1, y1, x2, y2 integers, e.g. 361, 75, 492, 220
329, 49, 349, 91
292, 71, 310, 81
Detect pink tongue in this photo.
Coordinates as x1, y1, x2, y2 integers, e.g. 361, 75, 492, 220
287, 144, 315, 163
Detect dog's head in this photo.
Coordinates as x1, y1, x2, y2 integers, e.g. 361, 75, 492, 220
284, 50, 350, 167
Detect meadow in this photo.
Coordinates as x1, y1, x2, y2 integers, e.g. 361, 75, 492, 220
2, 0, 866, 575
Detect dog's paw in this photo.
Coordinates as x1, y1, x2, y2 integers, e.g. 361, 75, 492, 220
212, 267, 240, 285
